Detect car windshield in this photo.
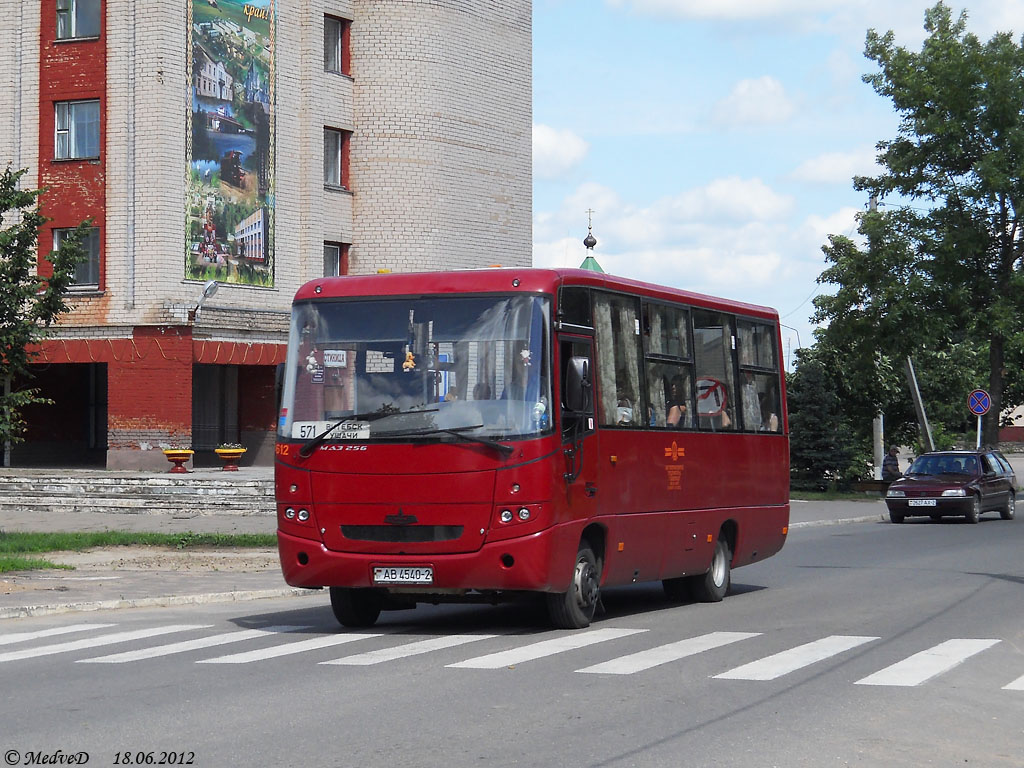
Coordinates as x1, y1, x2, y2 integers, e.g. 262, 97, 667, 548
907, 454, 977, 476
279, 294, 552, 442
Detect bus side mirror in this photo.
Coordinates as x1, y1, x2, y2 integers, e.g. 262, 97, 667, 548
564, 357, 592, 413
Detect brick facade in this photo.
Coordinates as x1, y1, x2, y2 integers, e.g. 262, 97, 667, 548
3, 0, 532, 469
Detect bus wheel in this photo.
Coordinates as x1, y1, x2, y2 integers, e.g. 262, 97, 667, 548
330, 587, 384, 628
546, 543, 600, 629
689, 536, 731, 603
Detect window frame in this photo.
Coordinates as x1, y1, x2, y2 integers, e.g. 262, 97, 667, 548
55, 99, 101, 160
54, 226, 101, 289
323, 127, 351, 189
323, 242, 349, 277
56, 0, 101, 41
324, 15, 352, 76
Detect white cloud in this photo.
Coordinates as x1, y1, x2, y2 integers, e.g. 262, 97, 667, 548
533, 123, 590, 180
712, 76, 795, 127
790, 147, 880, 184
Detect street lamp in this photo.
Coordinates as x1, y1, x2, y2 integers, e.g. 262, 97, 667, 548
188, 280, 219, 324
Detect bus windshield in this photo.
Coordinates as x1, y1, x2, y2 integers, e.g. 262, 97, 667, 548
279, 294, 552, 443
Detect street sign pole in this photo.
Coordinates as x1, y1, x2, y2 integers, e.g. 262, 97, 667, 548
967, 389, 991, 449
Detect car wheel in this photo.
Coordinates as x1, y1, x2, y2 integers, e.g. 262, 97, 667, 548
330, 587, 384, 628
964, 494, 981, 524
688, 536, 731, 603
1001, 492, 1015, 521
547, 542, 601, 629
889, 509, 904, 524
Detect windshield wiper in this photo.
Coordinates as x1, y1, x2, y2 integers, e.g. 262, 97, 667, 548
298, 408, 439, 458
376, 425, 515, 457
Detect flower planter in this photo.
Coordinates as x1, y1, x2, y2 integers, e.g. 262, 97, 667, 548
162, 449, 194, 474
214, 447, 247, 471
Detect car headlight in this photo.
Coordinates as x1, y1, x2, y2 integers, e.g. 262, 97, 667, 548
941, 488, 967, 497
886, 489, 905, 498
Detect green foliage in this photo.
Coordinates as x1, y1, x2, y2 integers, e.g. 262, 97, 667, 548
814, 3, 1024, 447
0, 166, 88, 446
0, 530, 276, 555
787, 351, 866, 491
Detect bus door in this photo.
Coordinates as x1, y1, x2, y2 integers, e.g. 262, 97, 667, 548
559, 337, 599, 519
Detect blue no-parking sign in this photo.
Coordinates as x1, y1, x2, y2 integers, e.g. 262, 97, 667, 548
968, 389, 991, 416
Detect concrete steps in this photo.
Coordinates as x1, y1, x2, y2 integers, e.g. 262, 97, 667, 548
0, 469, 275, 517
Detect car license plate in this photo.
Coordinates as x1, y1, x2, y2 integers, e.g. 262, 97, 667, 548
372, 566, 433, 585
908, 499, 937, 507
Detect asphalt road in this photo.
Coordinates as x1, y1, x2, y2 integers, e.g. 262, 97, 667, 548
1, 515, 1022, 768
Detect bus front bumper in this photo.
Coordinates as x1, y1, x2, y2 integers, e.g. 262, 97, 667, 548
277, 526, 580, 594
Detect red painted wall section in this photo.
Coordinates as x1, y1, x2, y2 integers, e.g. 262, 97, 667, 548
106, 328, 194, 448
37, 0, 106, 288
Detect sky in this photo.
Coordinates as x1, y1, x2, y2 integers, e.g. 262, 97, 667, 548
531, 0, 1024, 368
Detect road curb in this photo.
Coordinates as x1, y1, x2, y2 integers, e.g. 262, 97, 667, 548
790, 514, 888, 529
0, 586, 319, 620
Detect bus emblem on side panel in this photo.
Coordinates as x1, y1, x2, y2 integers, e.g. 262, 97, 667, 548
664, 442, 685, 461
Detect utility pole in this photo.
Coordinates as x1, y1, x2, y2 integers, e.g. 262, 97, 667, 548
868, 194, 884, 478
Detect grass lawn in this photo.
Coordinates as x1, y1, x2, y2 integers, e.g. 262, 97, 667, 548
0, 531, 277, 574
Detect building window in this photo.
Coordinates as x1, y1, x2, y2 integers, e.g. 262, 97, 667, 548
323, 242, 349, 277
324, 128, 351, 188
54, 226, 101, 288
324, 16, 351, 75
55, 100, 100, 160
57, 0, 101, 40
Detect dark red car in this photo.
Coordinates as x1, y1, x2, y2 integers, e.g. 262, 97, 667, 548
885, 450, 1017, 524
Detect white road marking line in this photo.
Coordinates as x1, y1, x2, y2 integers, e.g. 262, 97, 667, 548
197, 633, 381, 664
0, 625, 210, 663
855, 639, 1001, 687
1002, 673, 1024, 691
714, 635, 878, 680
79, 626, 311, 663
447, 628, 647, 669
0, 623, 116, 646
578, 631, 760, 675
322, 634, 498, 666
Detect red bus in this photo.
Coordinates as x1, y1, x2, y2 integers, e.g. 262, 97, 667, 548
275, 268, 789, 628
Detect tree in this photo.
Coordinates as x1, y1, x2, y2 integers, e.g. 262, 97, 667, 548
816, 2, 1024, 446
787, 350, 863, 490
0, 166, 88, 449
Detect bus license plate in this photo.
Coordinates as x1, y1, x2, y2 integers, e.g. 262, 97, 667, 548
373, 566, 433, 585
908, 499, 937, 507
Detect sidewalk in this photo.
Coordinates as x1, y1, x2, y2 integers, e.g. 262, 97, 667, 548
0, 475, 886, 620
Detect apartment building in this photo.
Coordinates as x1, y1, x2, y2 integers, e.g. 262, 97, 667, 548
0, 0, 532, 469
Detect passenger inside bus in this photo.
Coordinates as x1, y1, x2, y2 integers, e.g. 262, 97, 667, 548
666, 375, 689, 428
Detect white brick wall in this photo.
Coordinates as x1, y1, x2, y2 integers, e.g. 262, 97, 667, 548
1, 2, 40, 193
349, 0, 532, 274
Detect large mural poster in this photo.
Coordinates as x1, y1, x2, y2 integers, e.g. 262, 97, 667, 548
187, 0, 275, 286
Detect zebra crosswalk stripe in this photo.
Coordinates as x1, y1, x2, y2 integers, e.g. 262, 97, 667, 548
577, 631, 760, 675
0, 623, 116, 647
447, 628, 647, 669
1002, 673, 1024, 691
197, 633, 382, 664
79, 626, 312, 663
322, 634, 498, 666
855, 638, 1000, 687
0, 625, 210, 663
714, 635, 878, 680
